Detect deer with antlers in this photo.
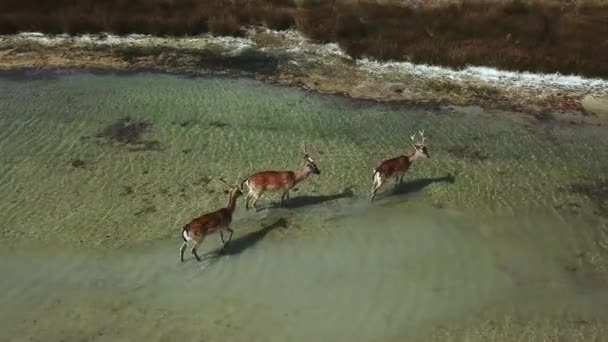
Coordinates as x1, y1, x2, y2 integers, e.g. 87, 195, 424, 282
241, 144, 321, 211
180, 179, 243, 263
370, 130, 431, 201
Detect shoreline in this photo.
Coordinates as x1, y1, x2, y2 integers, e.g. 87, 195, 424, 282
2, 28, 608, 126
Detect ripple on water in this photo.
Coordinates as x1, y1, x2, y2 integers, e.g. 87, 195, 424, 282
0, 70, 607, 341
2, 204, 606, 341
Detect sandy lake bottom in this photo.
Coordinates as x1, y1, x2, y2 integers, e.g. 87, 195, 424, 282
0, 69, 607, 341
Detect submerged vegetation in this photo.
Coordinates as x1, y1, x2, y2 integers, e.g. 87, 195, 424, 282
1, 0, 608, 78
429, 315, 608, 342
92, 117, 162, 151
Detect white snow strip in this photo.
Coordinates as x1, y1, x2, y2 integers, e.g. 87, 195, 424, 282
13, 31, 255, 51
357, 58, 608, 91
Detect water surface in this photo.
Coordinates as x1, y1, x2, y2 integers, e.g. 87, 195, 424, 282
0, 70, 607, 341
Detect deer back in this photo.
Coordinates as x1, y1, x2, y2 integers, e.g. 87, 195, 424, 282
375, 155, 411, 177
246, 170, 297, 191
185, 208, 232, 236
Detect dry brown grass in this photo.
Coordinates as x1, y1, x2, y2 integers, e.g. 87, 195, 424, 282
294, 0, 608, 77
0, 0, 297, 36
1, 0, 608, 78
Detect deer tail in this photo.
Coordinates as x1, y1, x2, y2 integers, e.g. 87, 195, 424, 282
240, 178, 248, 190
372, 169, 379, 180
181, 225, 187, 242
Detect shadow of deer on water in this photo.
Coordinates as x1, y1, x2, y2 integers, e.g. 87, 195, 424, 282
261, 186, 356, 211
198, 218, 290, 267
375, 173, 457, 201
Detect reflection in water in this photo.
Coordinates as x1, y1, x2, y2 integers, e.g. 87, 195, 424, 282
262, 187, 356, 210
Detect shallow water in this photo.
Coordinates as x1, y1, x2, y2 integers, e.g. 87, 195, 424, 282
0, 70, 607, 341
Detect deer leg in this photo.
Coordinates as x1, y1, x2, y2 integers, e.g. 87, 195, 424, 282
371, 184, 377, 201
220, 230, 225, 244
280, 191, 289, 208
179, 241, 188, 263
224, 227, 234, 246
245, 193, 252, 210
371, 176, 384, 201
252, 193, 261, 211
371, 181, 377, 201
394, 173, 404, 187
191, 237, 204, 262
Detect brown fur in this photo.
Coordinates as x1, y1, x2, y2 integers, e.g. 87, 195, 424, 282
242, 156, 320, 210
245, 171, 298, 193
183, 207, 234, 240
371, 143, 430, 201
180, 187, 242, 262
373, 155, 411, 179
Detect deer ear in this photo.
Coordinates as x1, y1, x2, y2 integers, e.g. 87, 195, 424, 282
223, 190, 229, 194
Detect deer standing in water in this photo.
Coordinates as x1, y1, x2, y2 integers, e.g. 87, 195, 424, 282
371, 130, 431, 201
241, 144, 321, 211
180, 180, 243, 263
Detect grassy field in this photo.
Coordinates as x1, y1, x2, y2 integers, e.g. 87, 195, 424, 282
1, 0, 608, 78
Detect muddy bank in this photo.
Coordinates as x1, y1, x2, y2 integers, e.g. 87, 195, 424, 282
1, 28, 607, 126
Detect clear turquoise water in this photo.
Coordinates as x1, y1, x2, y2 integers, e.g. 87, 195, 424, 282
0, 70, 607, 341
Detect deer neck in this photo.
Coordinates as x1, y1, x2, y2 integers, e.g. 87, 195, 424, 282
408, 150, 421, 163
226, 192, 238, 213
293, 166, 312, 184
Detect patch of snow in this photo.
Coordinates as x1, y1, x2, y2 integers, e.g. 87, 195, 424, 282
211, 36, 254, 51
286, 46, 303, 54
322, 43, 350, 58
8, 31, 255, 51
15, 32, 58, 45
358, 58, 608, 91
19, 32, 44, 38
276, 29, 302, 41
255, 28, 349, 59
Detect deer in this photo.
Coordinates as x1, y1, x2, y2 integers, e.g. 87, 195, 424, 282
370, 129, 431, 201
241, 144, 321, 211
179, 179, 243, 263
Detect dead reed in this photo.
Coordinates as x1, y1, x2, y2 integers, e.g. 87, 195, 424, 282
2, 0, 607, 78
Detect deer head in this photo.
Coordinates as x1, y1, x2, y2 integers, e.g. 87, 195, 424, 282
410, 129, 431, 159
219, 178, 244, 197
302, 143, 321, 175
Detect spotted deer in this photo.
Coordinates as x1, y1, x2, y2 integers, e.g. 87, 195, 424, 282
371, 130, 431, 201
180, 180, 243, 263
241, 144, 321, 210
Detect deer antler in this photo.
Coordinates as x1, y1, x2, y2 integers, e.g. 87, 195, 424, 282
218, 178, 236, 188
410, 134, 417, 147
302, 143, 309, 158
418, 129, 426, 146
